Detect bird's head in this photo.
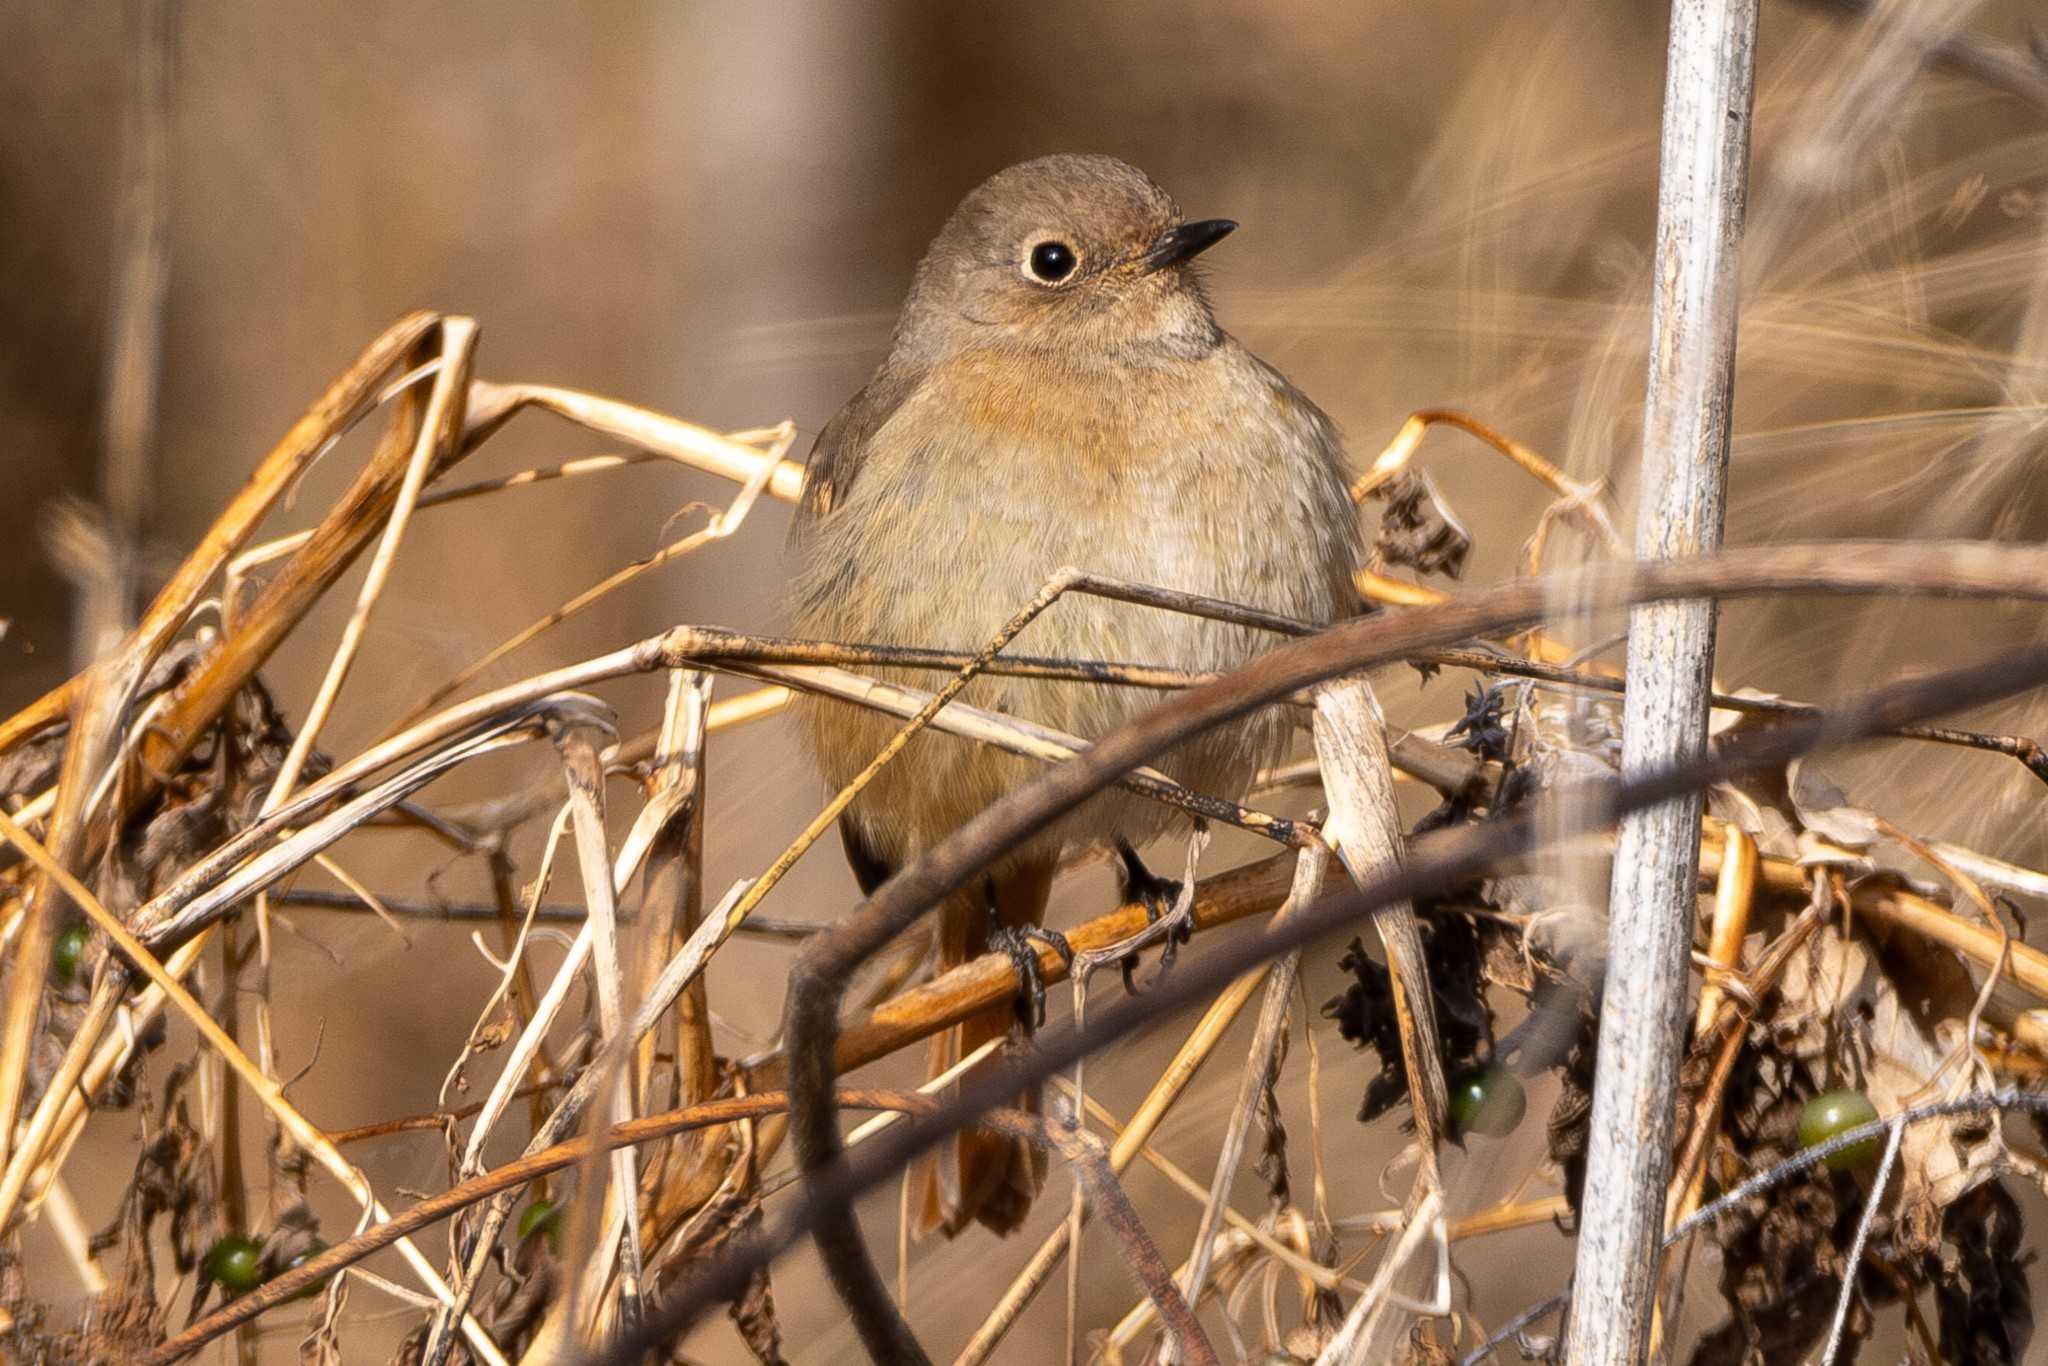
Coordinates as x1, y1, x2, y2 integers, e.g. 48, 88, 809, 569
893, 153, 1234, 366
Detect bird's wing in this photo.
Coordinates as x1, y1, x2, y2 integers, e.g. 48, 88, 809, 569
794, 362, 925, 525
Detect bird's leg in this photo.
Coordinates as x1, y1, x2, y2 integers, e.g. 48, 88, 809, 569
982, 875, 1072, 1029
1115, 841, 1193, 990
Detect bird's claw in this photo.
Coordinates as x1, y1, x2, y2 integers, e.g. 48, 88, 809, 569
984, 877, 1073, 1028
993, 924, 1073, 1028
1116, 842, 1191, 992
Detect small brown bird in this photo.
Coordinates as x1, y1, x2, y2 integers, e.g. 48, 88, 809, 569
789, 153, 1361, 1237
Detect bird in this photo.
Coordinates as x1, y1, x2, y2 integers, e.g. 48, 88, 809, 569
788, 153, 1362, 1238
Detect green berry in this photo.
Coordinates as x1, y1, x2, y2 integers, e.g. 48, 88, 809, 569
51, 921, 89, 986
283, 1238, 329, 1299
204, 1234, 265, 1296
1798, 1089, 1881, 1170
518, 1198, 562, 1251
1447, 1067, 1526, 1138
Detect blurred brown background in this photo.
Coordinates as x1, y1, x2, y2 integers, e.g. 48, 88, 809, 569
10, 1, 2048, 1361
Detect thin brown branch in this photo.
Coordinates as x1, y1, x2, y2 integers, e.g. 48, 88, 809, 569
326, 1085, 556, 1147
743, 849, 1325, 1091
1418, 643, 2048, 785
264, 886, 818, 937
1044, 1120, 1218, 1366
141, 1089, 997, 1366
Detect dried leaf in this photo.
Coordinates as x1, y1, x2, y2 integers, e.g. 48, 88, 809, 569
1372, 469, 1471, 580
1787, 761, 1883, 852
1544, 1015, 1597, 1221
728, 1252, 787, 1366
1772, 930, 1999, 1246
1254, 1012, 1293, 1209
1931, 1182, 2033, 1366
1446, 684, 1511, 761
1322, 910, 1490, 1124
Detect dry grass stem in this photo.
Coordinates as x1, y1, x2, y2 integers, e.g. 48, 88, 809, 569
551, 724, 647, 1339
1312, 1188, 1447, 1365
1174, 844, 1331, 1325
1312, 676, 1449, 1359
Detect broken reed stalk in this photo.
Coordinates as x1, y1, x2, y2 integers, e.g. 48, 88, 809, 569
633, 671, 728, 1236
1570, 2, 1759, 1362
1303, 676, 1448, 1363
626, 640, 2048, 1366
552, 724, 648, 1338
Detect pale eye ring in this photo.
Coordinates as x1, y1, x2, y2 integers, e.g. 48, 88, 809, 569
1025, 240, 1079, 284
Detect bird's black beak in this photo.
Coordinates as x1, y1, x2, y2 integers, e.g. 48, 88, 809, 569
1140, 218, 1237, 272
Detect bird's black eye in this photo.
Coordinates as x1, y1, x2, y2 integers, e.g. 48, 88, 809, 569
1027, 240, 1078, 284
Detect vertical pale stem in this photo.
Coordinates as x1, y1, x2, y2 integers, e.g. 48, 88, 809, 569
85, 0, 174, 662
1567, 2, 1759, 1361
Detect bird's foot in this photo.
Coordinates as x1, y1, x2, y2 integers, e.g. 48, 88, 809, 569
983, 877, 1073, 1029
1116, 842, 1193, 992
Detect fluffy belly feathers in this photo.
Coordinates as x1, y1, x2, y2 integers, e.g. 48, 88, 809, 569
789, 344, 1357, 867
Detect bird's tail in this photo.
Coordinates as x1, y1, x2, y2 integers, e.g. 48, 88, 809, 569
913, 861, 1055, 1238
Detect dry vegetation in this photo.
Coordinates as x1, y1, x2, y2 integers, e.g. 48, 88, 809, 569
14, 4, 2048, 1366
3, 310, 2048, 1364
